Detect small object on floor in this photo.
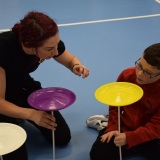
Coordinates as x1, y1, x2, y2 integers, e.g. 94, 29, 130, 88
86, 114, 109, 130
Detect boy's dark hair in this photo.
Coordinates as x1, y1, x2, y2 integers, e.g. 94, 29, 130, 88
143, 43, 160, 69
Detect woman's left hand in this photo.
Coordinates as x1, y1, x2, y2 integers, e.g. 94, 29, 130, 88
72, 64, 89, 78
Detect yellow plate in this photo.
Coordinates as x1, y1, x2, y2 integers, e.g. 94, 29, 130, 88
95, 82, 143, 106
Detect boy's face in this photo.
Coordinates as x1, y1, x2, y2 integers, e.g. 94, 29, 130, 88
135, 56, 160, 85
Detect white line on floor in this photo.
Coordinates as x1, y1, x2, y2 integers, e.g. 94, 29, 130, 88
0, 13, 160, 31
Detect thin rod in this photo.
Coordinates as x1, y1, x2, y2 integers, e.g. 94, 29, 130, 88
51, 111, 56, 160
118, 107, 122, 160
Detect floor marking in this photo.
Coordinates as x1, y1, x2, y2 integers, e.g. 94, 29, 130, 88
0, 14, 160, 32
0, 29, 10, 32
58, 14, 160, 27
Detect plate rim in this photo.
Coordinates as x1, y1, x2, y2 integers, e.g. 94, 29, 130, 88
27, 87, 76, 111
95, 82, 143, 106
0, 122, 27, 156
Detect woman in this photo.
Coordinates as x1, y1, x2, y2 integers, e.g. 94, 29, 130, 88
0, 11, 89, 160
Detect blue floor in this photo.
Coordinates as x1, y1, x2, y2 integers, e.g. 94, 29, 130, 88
1, 0, 160, 159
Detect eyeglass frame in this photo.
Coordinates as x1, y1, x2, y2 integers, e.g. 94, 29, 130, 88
135, 58, 160, 79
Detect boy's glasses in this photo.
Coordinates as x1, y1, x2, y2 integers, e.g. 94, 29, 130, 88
135, 58, 160, 79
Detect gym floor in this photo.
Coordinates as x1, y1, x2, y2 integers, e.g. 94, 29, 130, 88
0, 0, 160, 159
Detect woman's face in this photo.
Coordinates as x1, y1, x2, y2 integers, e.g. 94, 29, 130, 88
135, 56, 160, 85
33, 33, 60, 59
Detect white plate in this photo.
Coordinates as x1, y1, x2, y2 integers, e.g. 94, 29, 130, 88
0, 123, 27, 156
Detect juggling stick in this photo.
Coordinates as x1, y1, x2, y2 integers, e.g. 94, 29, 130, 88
28, 87, 76, 160
95, 82, 143, 160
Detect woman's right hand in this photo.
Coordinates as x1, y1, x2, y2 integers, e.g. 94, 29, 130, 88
30, 110, 57, 130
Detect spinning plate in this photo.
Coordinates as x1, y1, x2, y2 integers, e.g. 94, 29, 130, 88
95, 82, 143, 106
0, 123, 27, 156
28, 87, 76, 111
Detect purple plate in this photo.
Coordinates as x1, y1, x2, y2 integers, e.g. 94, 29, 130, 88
28, 87, 76, 111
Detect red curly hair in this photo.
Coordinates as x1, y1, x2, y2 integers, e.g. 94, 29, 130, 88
12, 11, 59, 48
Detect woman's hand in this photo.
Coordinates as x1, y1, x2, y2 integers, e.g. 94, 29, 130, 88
72, 64, 89, 78
31, 110, 57, 130
54, 50, 89, 78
